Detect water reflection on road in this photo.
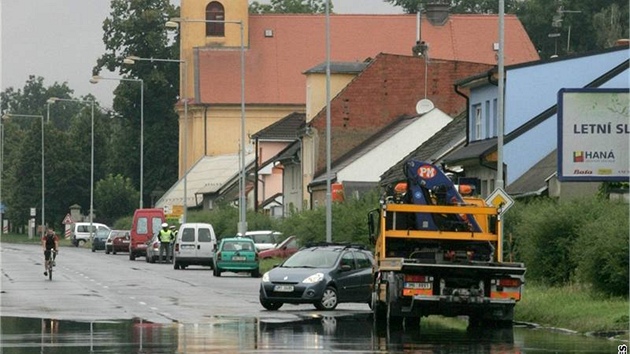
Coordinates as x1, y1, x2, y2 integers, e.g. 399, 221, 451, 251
0, 314, 623, 353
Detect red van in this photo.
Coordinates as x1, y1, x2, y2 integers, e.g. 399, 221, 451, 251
129, 208, 165, 261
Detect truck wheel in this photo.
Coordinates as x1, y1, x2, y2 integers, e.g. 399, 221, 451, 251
469, 306, 514, 328
174, 261, 180, 270
106, 248, 110, 255
113, 249, 117, 255
213, 267, 222, 277
314, 286, 338, 310
251, 268, 260, 278
129, 252, 136, 261
405, 317, 421, 328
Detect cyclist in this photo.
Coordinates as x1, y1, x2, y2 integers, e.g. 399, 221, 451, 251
42, 228, 59, 276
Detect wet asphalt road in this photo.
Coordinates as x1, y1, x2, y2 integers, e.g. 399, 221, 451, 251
0, 243, 371, 323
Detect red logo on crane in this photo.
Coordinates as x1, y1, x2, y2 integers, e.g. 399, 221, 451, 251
417, 165, 437, 179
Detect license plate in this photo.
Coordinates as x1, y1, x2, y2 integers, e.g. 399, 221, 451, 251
122, 240, 129, 244
182, 245, 195, 249
274, 285, 294, 292
231, 256, 246, 261
404, 282, 431, 289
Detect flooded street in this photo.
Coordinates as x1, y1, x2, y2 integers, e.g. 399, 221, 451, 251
1, 244, 626, 353
1, 314, 624, 353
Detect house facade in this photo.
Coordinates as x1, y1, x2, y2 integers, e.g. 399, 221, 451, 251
171, 0, 539, 213
445, 45, 629, 198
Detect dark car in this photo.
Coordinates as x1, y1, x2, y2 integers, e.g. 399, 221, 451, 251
105, 230, 131, 254
91, 229, 110, 252
258, 236, 299, 259
259, 243, 375, 311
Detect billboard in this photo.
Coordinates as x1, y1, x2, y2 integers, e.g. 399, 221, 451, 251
557, 88, 629, 182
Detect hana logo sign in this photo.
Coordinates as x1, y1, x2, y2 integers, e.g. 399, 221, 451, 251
572, 150, 616, 163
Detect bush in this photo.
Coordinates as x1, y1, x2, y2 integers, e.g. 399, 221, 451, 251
507, 197, 629, 295
277, 189, 379, 247
573, 201, 629, 297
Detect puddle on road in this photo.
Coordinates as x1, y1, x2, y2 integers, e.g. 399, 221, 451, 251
0, 314, 623, 353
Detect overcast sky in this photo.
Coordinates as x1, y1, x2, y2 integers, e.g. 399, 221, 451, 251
1, 0, 402, 109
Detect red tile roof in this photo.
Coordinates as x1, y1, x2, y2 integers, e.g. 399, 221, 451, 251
197, 14, 538, 105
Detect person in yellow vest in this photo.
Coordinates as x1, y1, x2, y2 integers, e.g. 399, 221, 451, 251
158, 222, 174, 263
169, 225, 178, 262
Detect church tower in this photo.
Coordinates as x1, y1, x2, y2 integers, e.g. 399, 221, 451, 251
179, 0, 249, 102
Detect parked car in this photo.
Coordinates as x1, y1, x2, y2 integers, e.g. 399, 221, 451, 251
173, 223, 217, 270
258, 236, 299, 259
129, 208, 165, 261
71, 222, 110, 247
91, 228, 109, 252
145, 233, 172, 263
241, 230, 282, 252
105, 230, 131, 254
259, 243, 375, 311
213, 237, 259, 277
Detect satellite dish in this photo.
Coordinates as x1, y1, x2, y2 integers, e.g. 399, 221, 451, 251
415, 98, 434, 114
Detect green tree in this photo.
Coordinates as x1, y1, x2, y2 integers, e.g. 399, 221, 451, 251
250, 0, 332, 14
518, 0, 629, 59
383, 0, 522, 14
95, 174, 140, 226
93, 0, 180, 208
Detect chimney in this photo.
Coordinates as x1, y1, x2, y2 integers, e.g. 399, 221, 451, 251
425, 1, 450, 26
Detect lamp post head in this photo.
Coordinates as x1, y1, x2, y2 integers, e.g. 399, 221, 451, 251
165, 20, 180, 29
89, 75, 102, 84
46, 98, 59, 104
123, 58, 136, 65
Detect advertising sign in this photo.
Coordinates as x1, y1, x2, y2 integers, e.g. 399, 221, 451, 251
557, 88, 629, 182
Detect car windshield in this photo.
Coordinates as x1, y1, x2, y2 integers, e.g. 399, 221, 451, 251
282, 249, 340, 268
222, 241, 254, 251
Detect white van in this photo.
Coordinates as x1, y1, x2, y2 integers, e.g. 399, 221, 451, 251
173, 223, 217, 270
71, 222, 110, 247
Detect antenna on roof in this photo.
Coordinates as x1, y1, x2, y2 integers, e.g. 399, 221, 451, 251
416, 98, 434, 114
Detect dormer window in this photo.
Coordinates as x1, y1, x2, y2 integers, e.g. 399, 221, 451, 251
206, 2, 225, 37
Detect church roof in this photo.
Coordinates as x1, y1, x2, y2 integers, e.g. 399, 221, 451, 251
197, 13, 539, 105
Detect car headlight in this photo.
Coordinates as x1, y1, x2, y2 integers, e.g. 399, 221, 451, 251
302, 273, 324, 284
262, 272, 270, 282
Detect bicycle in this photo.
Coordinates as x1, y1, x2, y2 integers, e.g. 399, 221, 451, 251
45, 250, 57, 281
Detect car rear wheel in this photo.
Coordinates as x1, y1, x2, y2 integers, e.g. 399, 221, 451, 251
251, 268, 260, 278
174, 261, 180, 270
260, 298, 283, 311
213, 267, 222, 277
105, 248, 110, 255
314, 286, 338, 311
129, 252, 135, 261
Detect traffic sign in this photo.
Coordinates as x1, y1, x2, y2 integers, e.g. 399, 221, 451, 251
485, 188, 514, 213
62, 214, 74, 224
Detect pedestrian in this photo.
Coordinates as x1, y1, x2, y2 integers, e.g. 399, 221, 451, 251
158, 223, 174, 263
168, 225, 178, 262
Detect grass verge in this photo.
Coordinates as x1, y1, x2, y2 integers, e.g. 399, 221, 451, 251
516, 282, 629, 333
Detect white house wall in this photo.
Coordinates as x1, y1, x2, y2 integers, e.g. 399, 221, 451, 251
337, 110, 452, 182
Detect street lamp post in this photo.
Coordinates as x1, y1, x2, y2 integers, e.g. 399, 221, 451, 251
1, 113, 45, 238
90, 75, 144, 209
46, 97, 95, 240
165, 17, 246, 234
123, 56, 188, 223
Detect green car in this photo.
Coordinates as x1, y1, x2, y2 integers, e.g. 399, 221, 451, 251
213, 237, 260, 277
